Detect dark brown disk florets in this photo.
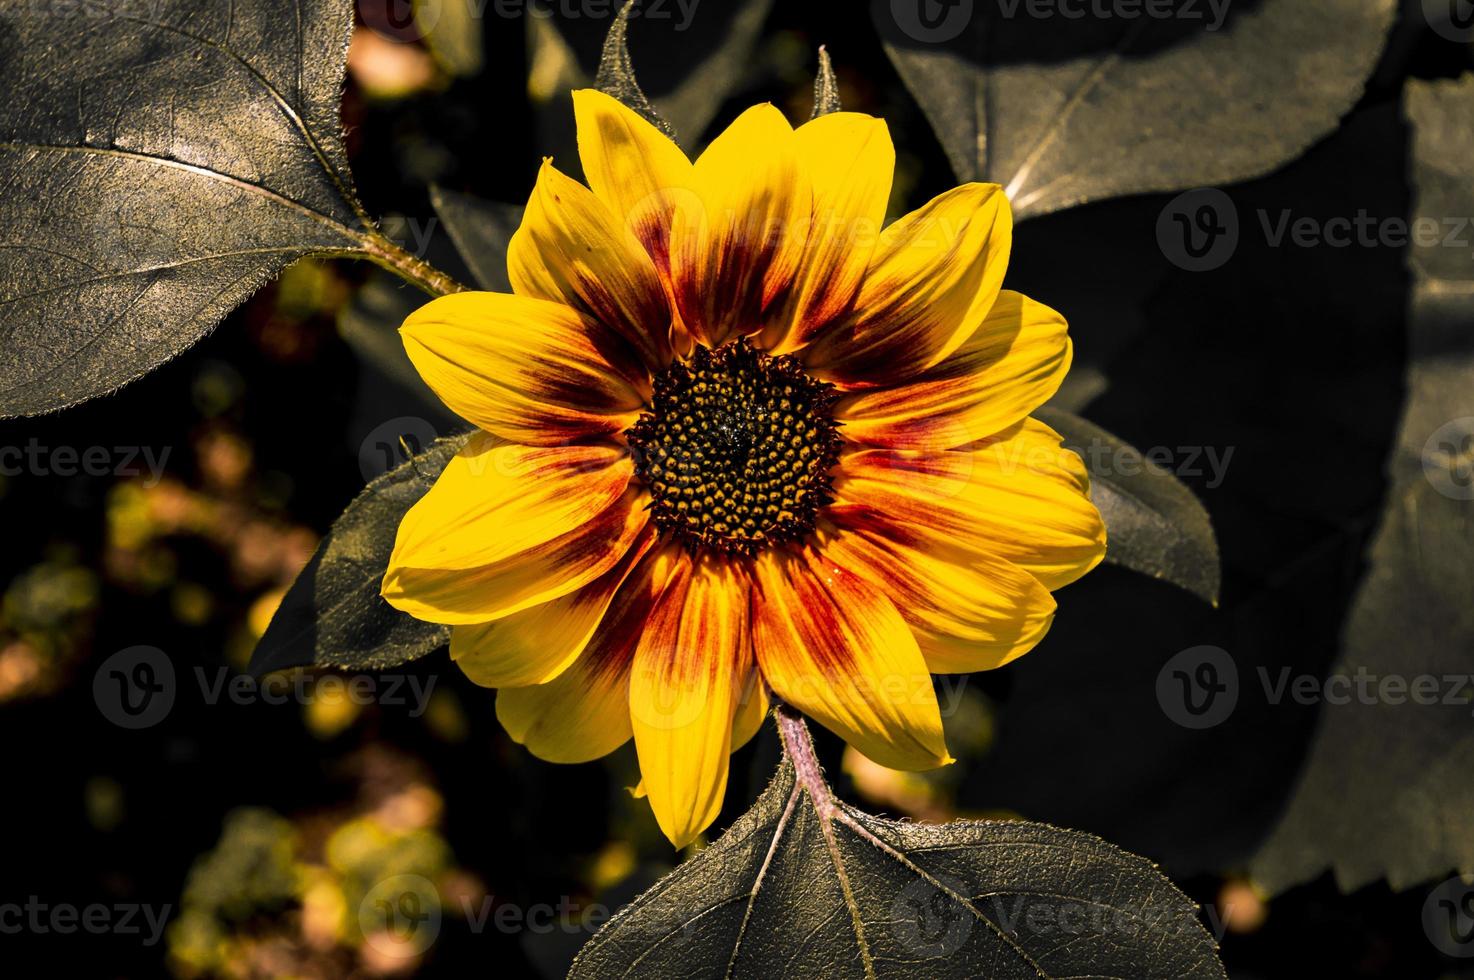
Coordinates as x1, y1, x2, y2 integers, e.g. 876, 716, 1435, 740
625, 341, 842, 557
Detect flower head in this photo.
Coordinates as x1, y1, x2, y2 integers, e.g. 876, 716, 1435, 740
382, 91, 1106, 847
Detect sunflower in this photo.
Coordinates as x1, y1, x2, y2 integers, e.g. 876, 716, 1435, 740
382, 90, 1106, 847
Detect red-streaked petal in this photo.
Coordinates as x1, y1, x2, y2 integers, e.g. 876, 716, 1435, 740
572, 88, 695, 286
509, 158, 673, 370
752, 545, 951, 771
836, 291, 1071, 451
822, 518, 1057, 674
668, 104, 809, 348
401, 291, 647, 445
831, 420, 1106, 591
385, 488, 648, 625
494, 543, 682, 763
630, 556, 752, 848
382, 435, 649, 624
762, 112, 894, 354
450, 526, 657, 688
388, 435, 631, 572
804, 183, 1012, 384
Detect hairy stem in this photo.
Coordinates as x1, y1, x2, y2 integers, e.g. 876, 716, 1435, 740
775, 705, 836, 819
360, 230, 468, 297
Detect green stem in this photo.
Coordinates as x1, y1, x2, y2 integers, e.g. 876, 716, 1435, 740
360, 230, 468, 297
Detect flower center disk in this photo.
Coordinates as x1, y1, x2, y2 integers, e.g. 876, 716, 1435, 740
627, 342, 841, 556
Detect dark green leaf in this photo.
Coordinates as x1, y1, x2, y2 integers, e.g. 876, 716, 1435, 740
428, 186, 524, 292
571, 718, 1226, 979
1247, 73, 1474, 894
962, 104, 1409, 878
872, 0, 1396, 220
529, 0, 774, 152
811, 47, 842, 119
248, 434, 469, 676
0, 0, 379, 417
1037, 407, 1220, 605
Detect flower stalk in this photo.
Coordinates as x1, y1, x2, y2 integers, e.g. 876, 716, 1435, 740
776, 704, 836, 820
361, 230, 467, 297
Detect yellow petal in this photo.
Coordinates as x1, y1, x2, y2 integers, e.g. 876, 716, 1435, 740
822, 519, 1057, 674
730, 657, 770, 752
630, 555, 750, 848
628, 648, 766, 805
493, 640, 631, 765
495, 543, 680, 763
668, 104, 809, 348
573, 88, 694, 285
385, 493, 647, 625
450, 527, 657, 688
836, 291, 1071, 451
804, 183, 1012, 382
763, 112, 894, 354
509, 158, 673, 370
389, 435, 630, 572
832, 420, 1107, 591
401, 291, 647, 445
382, 435, 648, 623
752, 546, 951, 771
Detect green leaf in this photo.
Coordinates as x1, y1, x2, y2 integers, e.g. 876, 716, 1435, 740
1247, 73, 1474, 894
248, 434, 469, 676
428, 186, 523, 292
528, 0, 775, 151
571, 712, 1226, 979
872, 0, 1396, 220
0, 0, 386, 417
1037, 407, 1220, 605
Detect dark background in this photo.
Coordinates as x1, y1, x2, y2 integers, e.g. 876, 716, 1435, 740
0, 0, 1471, 976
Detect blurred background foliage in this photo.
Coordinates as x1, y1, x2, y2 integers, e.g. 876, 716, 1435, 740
0, 0, 1472, 976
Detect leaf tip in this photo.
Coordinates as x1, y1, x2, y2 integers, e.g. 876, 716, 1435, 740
593, 0, 678, 142
811, 46, 842, 119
